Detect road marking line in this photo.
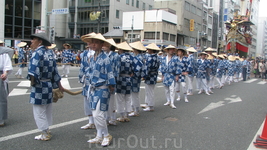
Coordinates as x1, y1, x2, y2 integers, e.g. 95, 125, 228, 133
0, 117, 88, 142
257, 81, 266, 85
247, 119, 265, 150
17, 81, 31, 87
9, 77, 79, 83
198, 101, 225, 114
61, 78, 71, 89
8, 88, 28, 96
244, 79, 258, 83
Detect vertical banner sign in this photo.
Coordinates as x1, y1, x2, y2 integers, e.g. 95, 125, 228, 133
190, 19, 194, 31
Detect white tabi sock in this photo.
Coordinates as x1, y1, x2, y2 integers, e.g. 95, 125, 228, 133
111, 112, 116, 120
135, 107, 140, 113
120, 112, 125, 118
89, 116, 94, 124
177, 92, 180, 98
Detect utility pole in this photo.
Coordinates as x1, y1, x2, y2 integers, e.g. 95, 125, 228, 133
155, 9, 159, 44
131, 15, 134, 43
74, 0, 78, 36
41, 0, 48, 32
97, 3, 101, 33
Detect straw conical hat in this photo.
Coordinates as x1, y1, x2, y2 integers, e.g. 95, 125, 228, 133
199, 52, 208, 55
204, 47, 215, 52
63, 43, 72, 48
48, 44, 56, 49
223, 54, 228, 58
85, 33, 107, 43
212, 52, 218, 57
207, 54, 214, 60
164, 45, 177, 51
17, 42, 27, 48
186, 47, 197, 53
105, 38, 117, 47
228, 55, 236, 61
129, 41, 146, 51
81, 32, 96, 42
30, 33, 51, 46
235, 56, 240, 60
240, 58, 244, 61
145, 43, 161, 51
116, 41, 133, 51
218, 55, 225, 59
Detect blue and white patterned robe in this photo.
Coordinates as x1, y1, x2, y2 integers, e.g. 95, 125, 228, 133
88, 51, 116, 111
28, 49, 34, 60
160, 55, 180, 86
62, 49, 73, 64
235, 60, 242, 74
209, 59, 218, 76
177, 56, 190, 82
131, 54, 143, 93
142, 53, 160, 85
106, 51, 119, 94
116, 52, 141, 94
227, 61, 236, 76
18, 48, 26, 68
27, 46, 61, 105
79, 50, 95, 96
196, 59, 210, 79
223, 59, 229, 75
216, 60, 225, 78
187, 54, 197, 77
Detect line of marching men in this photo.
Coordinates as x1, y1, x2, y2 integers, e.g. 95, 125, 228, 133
77, 32, 250, 146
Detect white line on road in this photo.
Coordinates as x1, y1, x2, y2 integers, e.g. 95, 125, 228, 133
9, 77, 79, 83
257, 81, 266, 85
0, 117, 87, 142
61, 78, 71, 89
244, 79, 258, 83
8, 88, 28, 96
17, 81, 31, 87
247, 119, 265, 150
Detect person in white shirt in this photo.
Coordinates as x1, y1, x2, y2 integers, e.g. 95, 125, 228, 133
0, 40, 14, 126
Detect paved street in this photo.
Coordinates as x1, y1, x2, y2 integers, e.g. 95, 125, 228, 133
1, 66, 267, 150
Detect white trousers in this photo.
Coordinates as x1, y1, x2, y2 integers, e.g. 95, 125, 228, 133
131, 92, 140, 108
175, 82, 187, 94
221, 75, 226, 84
225, 75, 233, 83
62, 65, 70, 75
187, 76, 194, 92
164, 82, 175, 104
197, 78, 208, 92
33, 103, 52, 131
84, 96, 92, 116
145, 84, 155, 107
209, 75, 215, 88
92, 101, 108, 137
107, 93, 116, 120
216, 77, 223, 87
15, 67, 24, 76
116, 93, 132, 114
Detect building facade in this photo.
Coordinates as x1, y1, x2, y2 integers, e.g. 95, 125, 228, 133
256, 17, 267, 58
65, 0, 154, 50
122, 9, 177, 46
249, 0, 260, 58
154, 0, 203, 50
3, 0, 42, 46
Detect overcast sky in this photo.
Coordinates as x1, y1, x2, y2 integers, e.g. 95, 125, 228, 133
259, 0, 267, 17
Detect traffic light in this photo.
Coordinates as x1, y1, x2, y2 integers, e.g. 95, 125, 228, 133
190, 19, 194, 31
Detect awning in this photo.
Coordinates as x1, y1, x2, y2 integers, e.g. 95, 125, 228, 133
103, 29, 123, 37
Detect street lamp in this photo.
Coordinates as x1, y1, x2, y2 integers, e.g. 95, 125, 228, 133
155, 9, 159, 44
